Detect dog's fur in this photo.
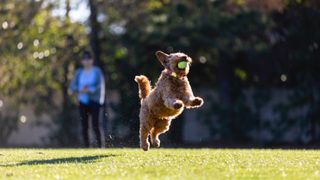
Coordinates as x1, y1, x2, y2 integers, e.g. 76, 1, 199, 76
134, 51, 204, 151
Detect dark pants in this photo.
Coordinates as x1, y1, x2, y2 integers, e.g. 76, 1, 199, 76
79, 101, 102, 148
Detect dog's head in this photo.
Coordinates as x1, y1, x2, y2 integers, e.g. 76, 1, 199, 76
156, 50, 192, 77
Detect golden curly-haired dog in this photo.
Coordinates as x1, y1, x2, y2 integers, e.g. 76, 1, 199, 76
135, 51, 204, 151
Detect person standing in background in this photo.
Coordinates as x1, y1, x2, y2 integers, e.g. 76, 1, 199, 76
69, 50, 105, 148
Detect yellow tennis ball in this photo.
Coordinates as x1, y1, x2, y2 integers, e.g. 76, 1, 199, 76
178, 61, 187, 69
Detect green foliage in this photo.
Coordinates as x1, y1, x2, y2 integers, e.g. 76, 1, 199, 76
1, 0, 320, 146
0, 0, 87, 146
97, 0, 320, 144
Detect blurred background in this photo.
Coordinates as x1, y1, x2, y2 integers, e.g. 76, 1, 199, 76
1, 0, 320, 148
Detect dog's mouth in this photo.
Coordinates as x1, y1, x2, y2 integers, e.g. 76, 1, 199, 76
175, 60, 189, 77
178, 69, 187, 76
172, 68, 188, 78
164, 55, 191, 78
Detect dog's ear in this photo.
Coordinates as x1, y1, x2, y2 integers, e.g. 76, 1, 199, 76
155, 51, 169, 67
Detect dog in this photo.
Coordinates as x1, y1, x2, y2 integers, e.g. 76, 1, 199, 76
135, 51, 204, 151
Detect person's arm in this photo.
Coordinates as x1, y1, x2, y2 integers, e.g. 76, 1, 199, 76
88, 67, 106, 105
87, 67, 103, 94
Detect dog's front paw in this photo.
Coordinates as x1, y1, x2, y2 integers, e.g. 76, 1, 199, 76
191, 97, 204, 107
173, 101, 183, 109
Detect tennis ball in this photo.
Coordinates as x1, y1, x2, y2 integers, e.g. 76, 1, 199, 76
177, 61, 187, 69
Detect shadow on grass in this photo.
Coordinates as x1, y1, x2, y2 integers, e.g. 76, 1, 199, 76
0, 154, 118, 167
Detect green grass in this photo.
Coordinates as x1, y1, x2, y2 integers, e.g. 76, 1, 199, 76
0, 148, 320, 179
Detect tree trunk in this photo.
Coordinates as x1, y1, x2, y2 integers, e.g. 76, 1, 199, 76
88, 0, 109, 146
88, 0, 102, 67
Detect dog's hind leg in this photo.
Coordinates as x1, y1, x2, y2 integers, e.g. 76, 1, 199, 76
140, 123, 151, 151
150, 119, 171, 148
139, 105, 152, 151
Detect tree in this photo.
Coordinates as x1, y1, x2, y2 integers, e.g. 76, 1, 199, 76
96, 0, 320, 145
0, 0, 87, 146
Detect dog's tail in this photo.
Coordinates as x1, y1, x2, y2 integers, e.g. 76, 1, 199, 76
134, 75, 151, 99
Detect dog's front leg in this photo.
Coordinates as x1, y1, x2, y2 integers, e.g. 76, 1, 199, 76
164, 97, 184, 109
182, 82, 204, 108
184, 96, 204, 109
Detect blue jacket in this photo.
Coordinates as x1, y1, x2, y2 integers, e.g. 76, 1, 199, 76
69, 66, 105, 105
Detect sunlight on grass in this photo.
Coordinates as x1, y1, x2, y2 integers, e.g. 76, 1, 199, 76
0, 149, 319, 179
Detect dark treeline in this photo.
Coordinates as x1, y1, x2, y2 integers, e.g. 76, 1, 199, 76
0, 0, 320, 147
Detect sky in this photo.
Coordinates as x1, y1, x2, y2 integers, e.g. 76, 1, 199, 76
51, 0, 124, 34
51, 0, 89, 23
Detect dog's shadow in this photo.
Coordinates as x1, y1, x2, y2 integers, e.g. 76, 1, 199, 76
0, 154, 118, 167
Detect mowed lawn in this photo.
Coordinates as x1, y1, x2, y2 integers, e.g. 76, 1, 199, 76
0, 148, 320, 179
